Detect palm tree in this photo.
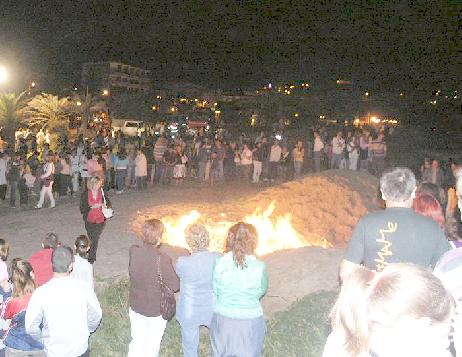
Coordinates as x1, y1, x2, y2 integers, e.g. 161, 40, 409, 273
23, 93, 72, 148
0, 91, 27, 149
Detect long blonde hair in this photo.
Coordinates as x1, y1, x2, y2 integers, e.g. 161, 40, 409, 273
11, 258, 36, 299
330, 263, 454, 356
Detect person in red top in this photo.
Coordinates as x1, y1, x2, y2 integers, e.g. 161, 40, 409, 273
80, 175, 111, 264
1, 258, 44, 354
28, 233, 60, 287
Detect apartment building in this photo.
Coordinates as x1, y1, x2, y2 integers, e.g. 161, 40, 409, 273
81, 61, 152, 94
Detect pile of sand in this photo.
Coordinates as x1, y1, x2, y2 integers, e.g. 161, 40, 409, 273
135, 170, 380, 248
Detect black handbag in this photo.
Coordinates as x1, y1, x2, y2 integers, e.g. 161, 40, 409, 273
156, 255, 176, 320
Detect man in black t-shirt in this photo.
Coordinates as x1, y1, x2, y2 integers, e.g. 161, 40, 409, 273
340, 167, 449, 281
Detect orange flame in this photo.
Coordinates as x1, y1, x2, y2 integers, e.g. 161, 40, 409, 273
160, 201, 312, 255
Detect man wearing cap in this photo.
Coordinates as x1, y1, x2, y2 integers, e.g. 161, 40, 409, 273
25, 246, 102, 357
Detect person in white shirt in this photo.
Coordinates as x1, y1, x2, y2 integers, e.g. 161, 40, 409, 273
313, 131, 325, 172
25, 246, 102, 357
240, 144, 253, 181
70, 149, 81, 194
331, 132, 345, 169
35, 153, 55, 209
269, 140, 282, 181
134, 148, 148, 190
70, 235, 94, 290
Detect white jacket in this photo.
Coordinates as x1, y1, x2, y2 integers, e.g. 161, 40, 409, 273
134, 152, 147, 177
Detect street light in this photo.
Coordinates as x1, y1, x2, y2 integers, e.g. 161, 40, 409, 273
31, 81, 36, 88
102, 89, 109, 96
0, 66, 8, 84
76, 101, 82, 106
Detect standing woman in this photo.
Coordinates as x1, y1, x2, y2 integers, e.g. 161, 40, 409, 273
176, 224, 221, 357
79, 175, 111, 264
35, 152, 55, 209
114, 149, 128, 194
128, 219, 179, 357
211, 222, 268, 357
292, 140, 304, 179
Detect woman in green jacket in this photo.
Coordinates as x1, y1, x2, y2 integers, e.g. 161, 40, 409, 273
210, 222, 268, 357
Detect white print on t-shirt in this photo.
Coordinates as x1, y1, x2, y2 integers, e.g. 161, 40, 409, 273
374, 222, 397, 271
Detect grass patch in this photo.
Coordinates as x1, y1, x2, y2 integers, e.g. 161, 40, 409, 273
91, 278, 337, 357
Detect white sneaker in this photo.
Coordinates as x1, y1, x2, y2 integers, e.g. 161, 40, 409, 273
35, 205, 42, 209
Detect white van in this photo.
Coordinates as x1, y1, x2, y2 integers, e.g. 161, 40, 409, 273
111, 119, 145, 137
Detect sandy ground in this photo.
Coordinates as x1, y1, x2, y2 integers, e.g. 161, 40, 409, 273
0, 170, 379, 317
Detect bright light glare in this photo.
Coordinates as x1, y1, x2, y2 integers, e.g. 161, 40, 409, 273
370, 116, 380, 123
0, 67, 7, 84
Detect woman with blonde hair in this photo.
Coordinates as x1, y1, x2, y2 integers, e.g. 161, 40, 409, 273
128, 218, 179, 357
323, 263, 454, 357
79, 174, 111, 264
176, 224, 221, 357
1, 258, 44, 356
210, 222, 268, 357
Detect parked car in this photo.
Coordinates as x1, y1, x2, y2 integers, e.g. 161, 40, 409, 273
111, 119, 145, 137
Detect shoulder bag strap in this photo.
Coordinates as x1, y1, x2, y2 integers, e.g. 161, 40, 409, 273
101, 188, 107, 206
156, 254, 173, 293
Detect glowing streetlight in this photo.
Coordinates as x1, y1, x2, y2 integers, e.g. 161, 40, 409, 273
364, 91, 370, 97
152, 105, 157, 111
294, 113, 299, 117
0, 66, 8, 84
102, 89, 109, 96
31, 82, 36, 88
76, 101, 82, 106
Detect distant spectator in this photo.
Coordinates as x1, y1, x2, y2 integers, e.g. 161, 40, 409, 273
292, 140, 304, 179
35, 153, 55, 209
268, 140, 282, 181
25, 246, 102, 357
29, 233, 60, 287
134, 148, 147, 190
331, 132, 345, 169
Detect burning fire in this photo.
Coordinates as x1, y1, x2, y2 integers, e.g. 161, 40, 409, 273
160, 201, 311, 255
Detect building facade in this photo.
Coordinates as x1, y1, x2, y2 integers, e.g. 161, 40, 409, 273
81, 61, 151, 94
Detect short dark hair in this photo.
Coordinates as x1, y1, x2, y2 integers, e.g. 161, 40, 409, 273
139, 219, 164, 246
42, 233, 60, 249
52, 246, 74, 273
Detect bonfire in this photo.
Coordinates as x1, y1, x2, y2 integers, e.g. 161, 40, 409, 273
160, 201, 331, 255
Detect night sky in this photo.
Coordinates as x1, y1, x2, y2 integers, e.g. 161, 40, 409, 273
1, 1, 461, 91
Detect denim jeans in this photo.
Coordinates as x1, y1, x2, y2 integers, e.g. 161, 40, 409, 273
180, 324, 202, 357
330, 154, 342, 169
293, 161, 303, 179
116, 169, 127, 191
154, 162, 164, 183
9, 181, 18, 207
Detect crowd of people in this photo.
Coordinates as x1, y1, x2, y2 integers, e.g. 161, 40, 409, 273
0, 124, 394, 211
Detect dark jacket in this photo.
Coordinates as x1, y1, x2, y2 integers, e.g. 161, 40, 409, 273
129, 244, 180, 317
79, 189, 111, 222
